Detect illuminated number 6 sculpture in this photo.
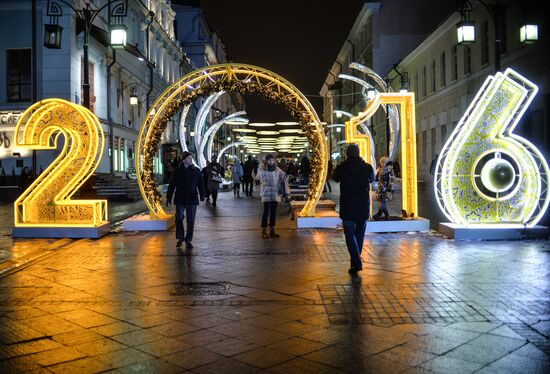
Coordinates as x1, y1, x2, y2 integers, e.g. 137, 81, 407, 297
434, 69, 549, 226
14, 99, 108, 227
346, 92, 418, 217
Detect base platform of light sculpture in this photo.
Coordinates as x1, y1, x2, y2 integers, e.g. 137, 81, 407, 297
439, 223, 549, 240
123, 214, 174, 231
367, 218, 430, 233
296, 210, 341, 228
12, 223, 110, 239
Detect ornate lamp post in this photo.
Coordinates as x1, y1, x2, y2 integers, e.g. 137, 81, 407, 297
44, 0, 128, 109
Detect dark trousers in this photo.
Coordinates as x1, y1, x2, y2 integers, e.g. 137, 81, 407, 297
342, 220, 367, 269
175, 204, 197, 242
211, 190, 218, 203
244, 176, 253, 195
261, 201, 278, 227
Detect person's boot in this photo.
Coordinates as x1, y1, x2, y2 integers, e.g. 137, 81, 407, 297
261, 228, 269, 239
269, 227, 280, 238
373, 209, 383, 220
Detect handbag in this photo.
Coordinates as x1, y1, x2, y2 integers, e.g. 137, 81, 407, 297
211, 172, 223, 183
279, 174, 290, 196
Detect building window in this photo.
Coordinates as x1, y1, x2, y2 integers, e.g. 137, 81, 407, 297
422, 131, 428, 164
81, 58, 96, 112
422, 66, 427, 98
431, 59, 436, 93
114, 137, 119, 171
415, 72, 419, 98
440, 52, 446, 87
451, 45, 458, 81
464, 46, 472, 75
6, 49, 31, 102
431, 127, 437, 158
481, 21, 489, 66
501, 21, 507, 55
441, 124, 447, 144
120, 138, 125, 172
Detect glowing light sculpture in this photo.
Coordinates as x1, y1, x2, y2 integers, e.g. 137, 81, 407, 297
194, 91, 225, 154
178, 104, 199, 167
435, 68, 549, 227
217, 142, 246, 164
137, 64, 327, 219
198, 111, 246, 168
349, 62, 401, 161
13, 98, 108, 236
347, 92, 418, 217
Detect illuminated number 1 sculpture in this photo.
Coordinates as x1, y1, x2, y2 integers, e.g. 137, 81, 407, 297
14, 99, 108, 228
434, 69, 549, 226
346, 92, 418, 217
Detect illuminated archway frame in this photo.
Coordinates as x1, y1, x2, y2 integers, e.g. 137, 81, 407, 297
346, 92, 417, 217
137, 64, 328, 219
434, 68, 549, 227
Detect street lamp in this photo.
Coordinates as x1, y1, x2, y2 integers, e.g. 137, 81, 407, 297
44, 0, 128, 109
457, 0, 539, 72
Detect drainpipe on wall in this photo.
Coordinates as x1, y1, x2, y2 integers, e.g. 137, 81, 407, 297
31, 0, 37, 174
145, 11, 155, 109
107, 51, 116, 174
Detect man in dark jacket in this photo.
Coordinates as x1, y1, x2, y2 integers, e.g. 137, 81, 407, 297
332, 144, 375, 273
243, 155, 255, 196
166, 152, 205, 249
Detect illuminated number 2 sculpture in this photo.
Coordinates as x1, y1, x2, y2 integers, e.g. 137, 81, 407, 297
346, 93, 418, 217
14, 99, 108, 227
434, 69, 549, 226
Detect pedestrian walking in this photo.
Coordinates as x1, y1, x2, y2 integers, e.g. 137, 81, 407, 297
258, 154, 288, 239
373, 156, 394, 220
231, 159, 244, 197
325, 159, 333, 193
18, 166, 34, 191
202, 161, 210, 202
332, 144, 375, 273
166, 152, 205, 249
300, 155, 311, 184
205, 156, 223, 206
243, 155, 255, 196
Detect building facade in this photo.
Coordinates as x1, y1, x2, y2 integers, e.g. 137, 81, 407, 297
0, 0, 188, 183
320, 0, 455, 164
173, 0, 245, 167
384, 1, 550, 180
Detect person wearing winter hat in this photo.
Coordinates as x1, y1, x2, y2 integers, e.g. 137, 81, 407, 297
333, 144, 375, 273
257, 154, 288, 239
166, 152, 205, 249
373, 156, 394, 220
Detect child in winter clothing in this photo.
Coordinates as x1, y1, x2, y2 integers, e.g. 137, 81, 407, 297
374, 156, 394, 220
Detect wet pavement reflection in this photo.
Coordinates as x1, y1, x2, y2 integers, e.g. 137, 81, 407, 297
0, 190, 548, 373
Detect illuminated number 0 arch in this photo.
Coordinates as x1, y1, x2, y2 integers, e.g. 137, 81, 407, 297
137, 63, 328, 218
14, 99, 107, 227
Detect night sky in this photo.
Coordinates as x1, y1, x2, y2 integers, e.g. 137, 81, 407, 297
195, 0, 365, 122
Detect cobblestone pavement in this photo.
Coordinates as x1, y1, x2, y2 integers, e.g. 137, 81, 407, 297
0, 200, 147, 274
0, 190, 549, 373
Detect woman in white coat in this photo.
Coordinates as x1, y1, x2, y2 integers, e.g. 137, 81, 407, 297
257, 154, 288, 239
